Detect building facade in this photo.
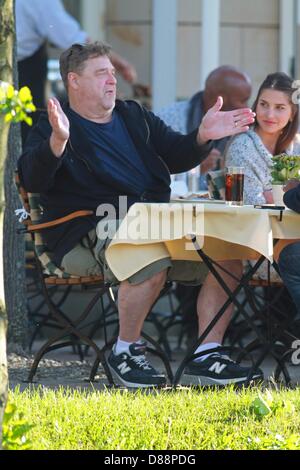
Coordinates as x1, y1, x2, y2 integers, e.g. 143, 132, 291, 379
61, 0, 300, 110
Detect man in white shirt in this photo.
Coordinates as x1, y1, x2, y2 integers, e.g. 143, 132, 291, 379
16, 0, 137, 143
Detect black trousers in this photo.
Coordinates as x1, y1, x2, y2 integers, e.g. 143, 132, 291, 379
18, 43, 48, 146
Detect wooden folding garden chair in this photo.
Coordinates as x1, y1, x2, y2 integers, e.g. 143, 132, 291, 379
15, 171, 117, 384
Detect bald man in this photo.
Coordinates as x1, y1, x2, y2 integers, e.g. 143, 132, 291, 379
157, 65, 252, 190
156, 66, 252, 355
203, 66, 252, 112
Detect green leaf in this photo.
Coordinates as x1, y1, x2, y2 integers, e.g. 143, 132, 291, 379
0, 87, 5, 102
24, 115, 33, 126
3, 400, 35, 450
4, 112, 13, 122
2, 403, 17, 424
6, 84, 15, 99
0, 83, 36, 123
18, 86, 33, 102
250, 396, 272, 419
271, 155, 300, 183
26, 103, 36, 112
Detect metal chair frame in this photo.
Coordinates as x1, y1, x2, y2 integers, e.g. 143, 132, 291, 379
15, 171, 173, 386
173, 237, 292, 386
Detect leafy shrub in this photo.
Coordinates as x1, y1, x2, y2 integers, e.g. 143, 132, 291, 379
2, 402, 34, 450
271, 154, 300, 184
0, 83, 36, 126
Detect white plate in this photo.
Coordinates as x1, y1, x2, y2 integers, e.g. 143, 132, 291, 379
171, 198, 226, 204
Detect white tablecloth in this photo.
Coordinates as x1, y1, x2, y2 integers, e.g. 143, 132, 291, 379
105, 202, 299, 281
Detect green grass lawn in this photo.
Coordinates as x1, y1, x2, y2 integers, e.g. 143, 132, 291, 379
4, 385, 300, 450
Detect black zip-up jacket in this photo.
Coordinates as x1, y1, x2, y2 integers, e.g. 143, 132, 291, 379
18, 99, 212, 265
284, 184, 300, 213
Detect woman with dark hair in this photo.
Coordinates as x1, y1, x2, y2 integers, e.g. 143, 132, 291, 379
225, 72, 300, 205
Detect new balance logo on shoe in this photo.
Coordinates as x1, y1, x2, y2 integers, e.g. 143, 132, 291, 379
182, 352, 264, 386
108, 342, 166, 388
117, 359, 131, 375
208, 361, 227, 375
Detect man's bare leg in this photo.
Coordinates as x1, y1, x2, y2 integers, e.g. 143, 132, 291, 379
117, 270, 167, 342
182, 259, 263, 386
109, 270, 168, 388
196, 260, 243, 344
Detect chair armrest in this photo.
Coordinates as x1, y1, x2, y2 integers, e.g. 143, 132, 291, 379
26, 210, 93, 232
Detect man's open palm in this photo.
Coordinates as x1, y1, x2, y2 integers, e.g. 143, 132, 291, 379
48, 97, 70, 142
198, 96, 255, 144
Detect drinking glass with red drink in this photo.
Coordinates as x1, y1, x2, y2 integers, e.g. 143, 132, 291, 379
225, 166, 244, 206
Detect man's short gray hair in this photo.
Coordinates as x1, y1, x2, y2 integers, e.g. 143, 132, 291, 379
59, 41, 112, 90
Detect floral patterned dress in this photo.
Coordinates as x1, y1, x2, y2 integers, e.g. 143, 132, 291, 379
224, 129, 300, 280
225, 129, 300, 205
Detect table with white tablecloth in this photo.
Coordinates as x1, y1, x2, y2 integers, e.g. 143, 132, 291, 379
106, 202, 299, 281
105, 202, 300, 385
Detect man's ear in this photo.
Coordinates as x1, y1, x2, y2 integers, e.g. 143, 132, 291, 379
221, 94, 229, 110
68, 72, 79, 90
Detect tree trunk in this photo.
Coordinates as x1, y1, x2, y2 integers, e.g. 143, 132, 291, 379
4, 122, 27, 353
4, 16, 27, 353
0, 0, 14, 450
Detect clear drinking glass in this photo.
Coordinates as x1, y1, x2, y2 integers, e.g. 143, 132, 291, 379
225, 166, 244, 206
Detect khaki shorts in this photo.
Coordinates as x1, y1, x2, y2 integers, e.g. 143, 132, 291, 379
61, 220, 208, 286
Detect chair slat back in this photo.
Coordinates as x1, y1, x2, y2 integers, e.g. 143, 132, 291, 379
15, 170, 74, 279
206, 169, 225, 200
14, 171, 31, 215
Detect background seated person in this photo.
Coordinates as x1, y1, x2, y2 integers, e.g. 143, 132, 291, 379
157, 65, 252, 193
279, 180, 300, 321
18, 41, 256, 388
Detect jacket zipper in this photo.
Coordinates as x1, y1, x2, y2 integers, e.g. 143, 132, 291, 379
68, 138, 93, 172
141, 105, 171, 178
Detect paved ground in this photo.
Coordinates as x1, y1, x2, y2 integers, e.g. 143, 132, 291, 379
8, 337, 300, 392
18, 273, 300, 391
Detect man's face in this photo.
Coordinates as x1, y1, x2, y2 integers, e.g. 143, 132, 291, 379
71, 55, 117, 111
223, 81, 252, 111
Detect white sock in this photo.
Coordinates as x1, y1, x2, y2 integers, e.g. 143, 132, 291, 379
115, 338, 132, 355
115, 338, 143, 356
194, 342, 221, 362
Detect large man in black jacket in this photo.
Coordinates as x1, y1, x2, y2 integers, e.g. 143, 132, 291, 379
18, 41, 256, 388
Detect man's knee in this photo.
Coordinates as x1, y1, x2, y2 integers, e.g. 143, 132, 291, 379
218, 259, 243, 275
205, 260, 242, 286
120, 268, 167, 294
143, 269, 167, 291
279, 242, 300, 272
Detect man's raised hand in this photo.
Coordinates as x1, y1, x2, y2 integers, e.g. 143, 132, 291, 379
48, 97, 70, 157
197, 96, 255, 145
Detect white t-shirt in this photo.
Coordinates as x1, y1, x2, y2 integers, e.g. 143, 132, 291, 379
156, 101, 190, 192
16, 0, 88, 61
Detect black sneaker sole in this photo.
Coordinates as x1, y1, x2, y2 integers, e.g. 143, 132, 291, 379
108, 364, 167, 389
181, 373, 264, 387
